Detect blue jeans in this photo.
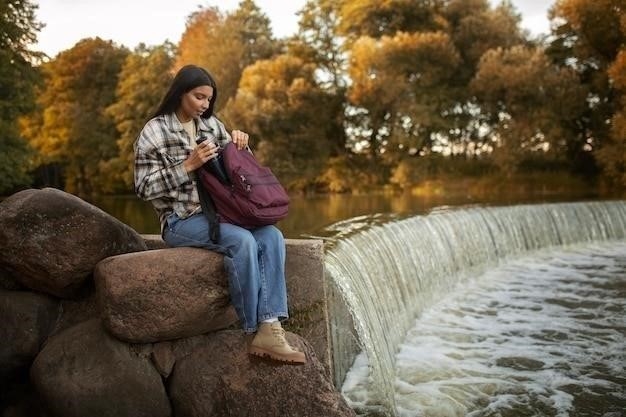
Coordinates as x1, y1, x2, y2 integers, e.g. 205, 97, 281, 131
163, 213, 288, 333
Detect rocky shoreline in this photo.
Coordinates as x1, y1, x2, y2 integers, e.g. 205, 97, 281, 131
0, 188, 355, 417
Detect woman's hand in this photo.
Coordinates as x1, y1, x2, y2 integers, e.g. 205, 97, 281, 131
231, 130, 250, 150
183, 141, 219, 172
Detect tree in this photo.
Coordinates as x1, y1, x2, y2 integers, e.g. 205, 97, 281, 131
326, 0, 527, 154
175, 6, 237, 109
286, 0, 530, 190
224, 54, 337, 190
547, 0, 625, 178
228, 0, 277, 64
444, 0, 525, 83
598, 32, 626, 188
288, 0, 349, 158
21, 38, 129, 195
346, 31, 461, 159
337, 0, 447, 40
549, 0, 623, 64
432, 0, 526, 158
175, 1, 278, 110
0, 120, 33, 193
289, 0, 346, 91
0, 0, 44, 194
102, 43, 175, 193
471, 45, 587, 174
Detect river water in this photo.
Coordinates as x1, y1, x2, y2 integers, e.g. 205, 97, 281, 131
325, 202, 626, 417
88, 190, 603, 239
342, 241, 626, 417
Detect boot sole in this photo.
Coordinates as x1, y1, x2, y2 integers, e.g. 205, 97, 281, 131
248, 346, 306, 365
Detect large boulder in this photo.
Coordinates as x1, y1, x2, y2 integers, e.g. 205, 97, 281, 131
0, 265, 22, 290
95, 247, 238, 343
30, 319, 171, 417
0, 375, 43, 417
55, 284, 100, 335
0, 188, 147, 298
168, 330, 356, 417
0, 290, 60, 381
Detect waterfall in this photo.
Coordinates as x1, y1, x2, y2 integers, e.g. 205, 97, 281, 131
324, 200, 626, 415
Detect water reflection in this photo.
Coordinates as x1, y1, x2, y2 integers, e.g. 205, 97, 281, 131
87, 190, 602, 239
87, 194, 161, 234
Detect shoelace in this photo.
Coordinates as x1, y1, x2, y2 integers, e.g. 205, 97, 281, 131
271, 326, 288, 346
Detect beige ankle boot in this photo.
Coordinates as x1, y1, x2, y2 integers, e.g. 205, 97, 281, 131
248, 322, 306, 364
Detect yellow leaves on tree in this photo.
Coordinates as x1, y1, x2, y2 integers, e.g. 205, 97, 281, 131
347, 31, 460, 155
102, 44, 175, 193
21, 37, 128, 195
599, 49, 626, 187
225, 54, 335, 190
471, 45, 589, 174
175, 1, 278, 110
338, 0, 447, 39
550, 0, 624, 186
551, 0, 623, 62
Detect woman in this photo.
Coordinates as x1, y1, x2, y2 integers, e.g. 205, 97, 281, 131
134, 64, 305, 364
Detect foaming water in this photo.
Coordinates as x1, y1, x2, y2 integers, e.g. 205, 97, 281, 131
325, 201, 626, 416
342, 242, 626, 417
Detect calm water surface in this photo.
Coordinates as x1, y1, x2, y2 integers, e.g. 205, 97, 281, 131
88, 190, 603, 239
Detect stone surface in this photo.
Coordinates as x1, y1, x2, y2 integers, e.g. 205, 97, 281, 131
0, 197, 348, 415
168, 329, 356, 417
0, 188, 148, 298
0, 266, 21, 291
95, 247, 238, 343
141, 234, 169, 250
49, 283, 101, 338
0, 290, 60, 381
282, 238, 331, 373
150, 341, 176, 378
0, 375, 43, 417
139, 235, 332, 371
284, 239, 325, 311
30, 319, 171, 417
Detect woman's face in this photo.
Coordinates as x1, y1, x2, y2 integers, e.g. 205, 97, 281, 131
177, 85, 214, 122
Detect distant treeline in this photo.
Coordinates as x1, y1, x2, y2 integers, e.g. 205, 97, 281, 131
2, 0, 624, 196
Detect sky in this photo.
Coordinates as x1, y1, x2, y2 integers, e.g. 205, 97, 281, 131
33, 0, 553, 58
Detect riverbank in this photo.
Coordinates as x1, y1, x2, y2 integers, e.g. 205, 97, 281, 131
402, 171, 615, 200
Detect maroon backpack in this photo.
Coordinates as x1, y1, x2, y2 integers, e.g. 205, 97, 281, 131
196, 142, 289, 239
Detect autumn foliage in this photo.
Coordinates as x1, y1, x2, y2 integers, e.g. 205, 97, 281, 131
3, 0, 624, 196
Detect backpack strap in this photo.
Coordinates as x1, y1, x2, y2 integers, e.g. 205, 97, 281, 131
195, 172, 221, 243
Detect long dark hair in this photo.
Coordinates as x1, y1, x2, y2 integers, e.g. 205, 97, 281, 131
151, 65, 218, 119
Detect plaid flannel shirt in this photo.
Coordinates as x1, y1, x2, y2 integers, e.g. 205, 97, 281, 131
134, 113, 232, 231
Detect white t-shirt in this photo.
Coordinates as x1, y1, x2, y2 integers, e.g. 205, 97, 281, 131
180, 119, 197, 147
